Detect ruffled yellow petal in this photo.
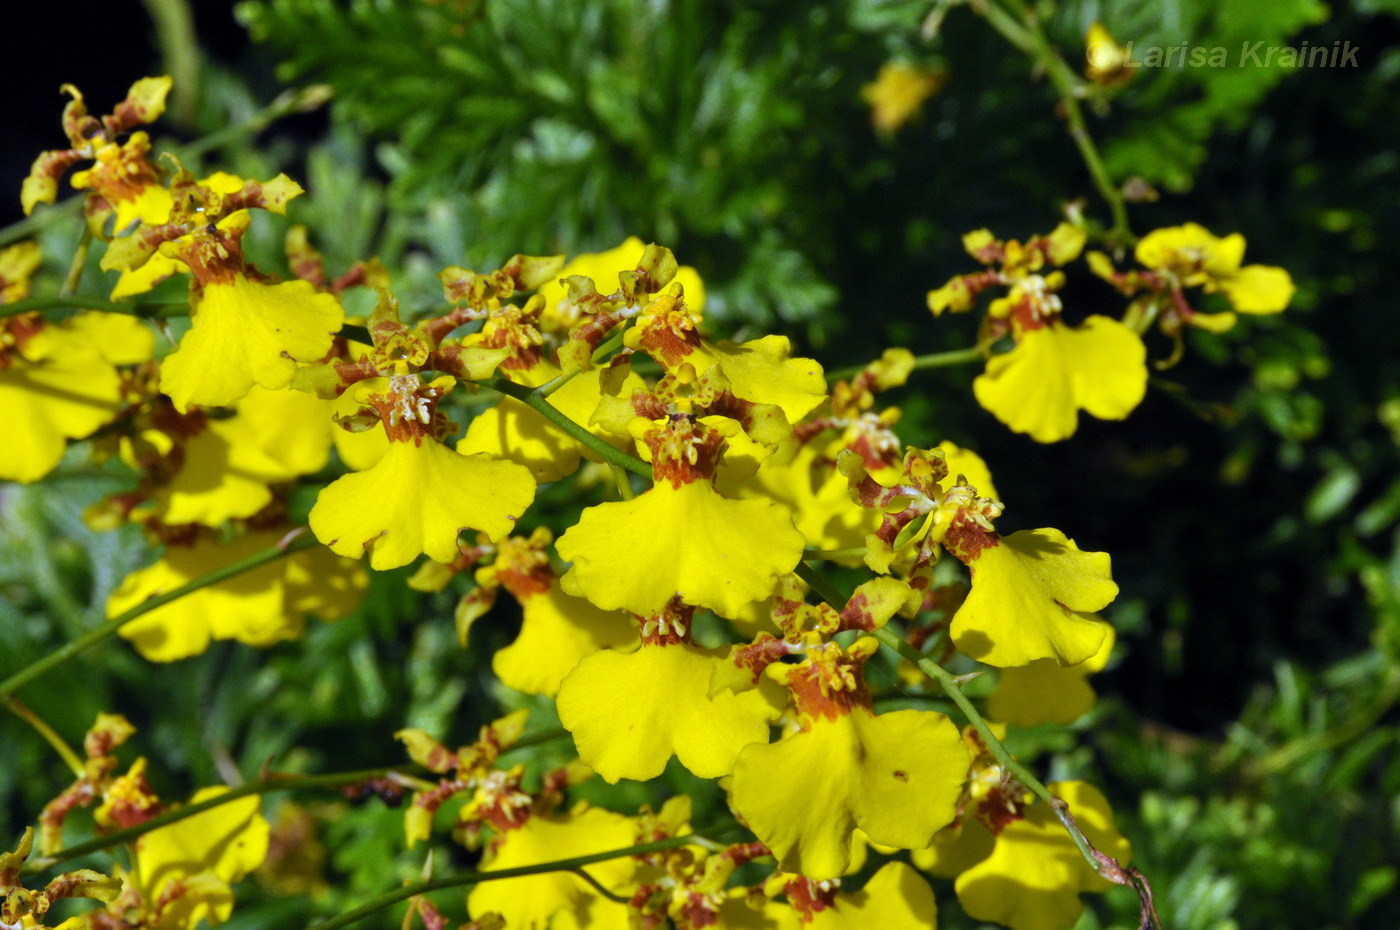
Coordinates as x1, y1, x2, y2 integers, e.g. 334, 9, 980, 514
987, 625, 1115, 726
730, 708, 968, 880
540, 236, 706, 322
1135, 223, 1243, 278
310, 440, 536, 570
811, 862, 938, 930
912, 817, 997, 878
703, 336, 827, 423
51, 312, 156, 365
234, 385, 334, 476
467, 807, 637, 930
973, 317, 1146, 443
112, 532, 362, 660
134, 787, 269, 930
160, 275, 344, 411
723, 439, 878, 552
951, 528, 1115, 667
492, 585, 637, 696
458, 366, 638, 485
557, 480, 804, 617
557, 644, 781, 782
1221, 264, 1295, 314
954, 781, 1130, 930
152, 419, 289, 526
0, 347, 125, 483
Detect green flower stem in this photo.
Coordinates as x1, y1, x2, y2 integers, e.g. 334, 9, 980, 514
0, 295, 189, 322
142, 0, 201, 128
801, 547, 868, 561
2, 696, 85, 778
536, 326, 630, 398
23, 764, 414, 875
794, 558, 1159, 927
612, 464, 636, 501
826, 345, 983, 383
0, 199, 83, 250
178, 85, 333, 160
976, 0, 1132, 244
485, 378, 652, 478
60, 227, 94, 297
307, 836, 700, 930
0, 533, 319, 701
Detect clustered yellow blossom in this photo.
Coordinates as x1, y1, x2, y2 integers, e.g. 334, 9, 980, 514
927, 220, 1293, 441
5, 76, 1257, 930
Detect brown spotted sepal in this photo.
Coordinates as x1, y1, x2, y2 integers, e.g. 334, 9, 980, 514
21, 76, 172, 219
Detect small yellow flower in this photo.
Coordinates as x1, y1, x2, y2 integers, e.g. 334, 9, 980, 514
1135, 222, 1295, 315
972, 314, 1148, 443
556, 416, 804, 617
1084, 22, 1135, 89
954, 781, 1131, 930
948, 527, 1116, 668
467, 805, 637, 929
159, 214, 344, 411
132, 787, 270, 930
459, 365, 647, 483
729, 639, 969, 880
481, 531, 637, 696
538, 236, 707, 331
0, 309, 153, 483
309, 376, 536, 570
862, 62, 946, 134
111, 530, 367, 661
557, 601, 782, 782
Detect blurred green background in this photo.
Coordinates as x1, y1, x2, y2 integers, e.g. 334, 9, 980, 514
3, 1, 1399, 927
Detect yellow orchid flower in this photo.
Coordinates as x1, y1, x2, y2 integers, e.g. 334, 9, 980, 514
466, 805, 638, 929
309, 375, 536, 570
862, 62, 945, 134
556, 415, 804, 617
953, 781, 1131, 930
729, 639, 969, 880
1, 307, 153, 483
557, 600, 782, 782
131, 788, 270, 930
111, 530, 366, 661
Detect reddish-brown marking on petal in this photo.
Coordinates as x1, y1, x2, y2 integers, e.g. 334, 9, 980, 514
784, 877, 837, 921
943, 517, 999, 563
731, 634, 795, 683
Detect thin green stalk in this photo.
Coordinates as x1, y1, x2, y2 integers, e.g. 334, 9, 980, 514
827, 345, 983, 383
60, 228, 93, 297
793, 559, 1160, 927
0, 296, 188, 322
486, 378, 651, 478
3, 697, 85, 778
801, 547, 868, 561
975, 0, 1132, 243
536, 326, 630, 398
23, 764, 408, 875
612, 464, 636, 501
142, 0, 201, 128
0, 533, 318, 700
307, 836, 700, 930
0, 199, 83, 250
